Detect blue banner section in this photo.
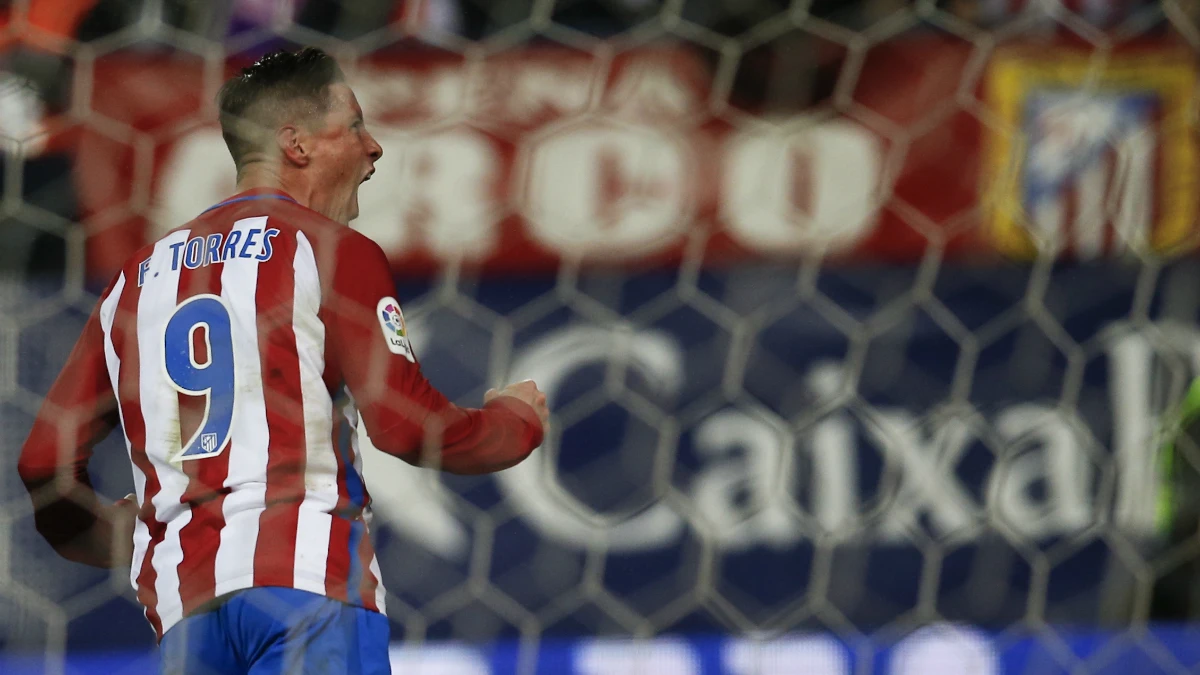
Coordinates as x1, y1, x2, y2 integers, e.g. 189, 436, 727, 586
364, 262, 1191, 640
6, 625, 1200, 674
7, 262, 1200, 652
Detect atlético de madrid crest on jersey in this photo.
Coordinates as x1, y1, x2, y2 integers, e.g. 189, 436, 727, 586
376, 297, 415, 363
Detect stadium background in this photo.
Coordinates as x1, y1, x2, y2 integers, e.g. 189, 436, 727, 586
6, 0, 1200, 672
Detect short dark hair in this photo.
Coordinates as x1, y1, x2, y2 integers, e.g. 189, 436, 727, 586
216, 47, 345, 174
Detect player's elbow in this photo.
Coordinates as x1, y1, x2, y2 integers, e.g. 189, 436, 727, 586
18, 452, 102, 564
16, 447, 48, 492
17, 451, 60, 527
17, 433, 77, 495
25, 488, 104, 565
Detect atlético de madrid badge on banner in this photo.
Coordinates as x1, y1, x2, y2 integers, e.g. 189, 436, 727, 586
982, 47, 1198, 260
376, 297, 416, 363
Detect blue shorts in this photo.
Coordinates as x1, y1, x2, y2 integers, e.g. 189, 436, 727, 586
159, 587, 391, 674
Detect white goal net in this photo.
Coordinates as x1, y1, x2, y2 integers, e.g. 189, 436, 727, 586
4, 0, 1200, 673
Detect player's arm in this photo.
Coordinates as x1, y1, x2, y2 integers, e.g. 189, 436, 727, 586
16, 286, 136, 568
323, 233, 547, 474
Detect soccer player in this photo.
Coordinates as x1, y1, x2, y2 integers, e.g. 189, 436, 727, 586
17, 47, 549, 674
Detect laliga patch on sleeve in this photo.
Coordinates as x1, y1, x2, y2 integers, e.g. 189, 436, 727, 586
376, 297, 415, 363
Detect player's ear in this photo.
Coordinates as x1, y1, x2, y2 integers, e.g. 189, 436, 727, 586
276, 125, 310, 168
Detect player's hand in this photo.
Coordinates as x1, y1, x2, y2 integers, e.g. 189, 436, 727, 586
485, 380, 549, 432
113, 493, 138, 518
107, 493, 138, 567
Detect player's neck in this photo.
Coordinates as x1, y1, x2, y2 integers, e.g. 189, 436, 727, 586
233, 169, 313, 210
233, 165, 350, 223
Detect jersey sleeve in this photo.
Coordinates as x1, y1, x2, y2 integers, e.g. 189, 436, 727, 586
17, 282, 121, 549
321, 232, 543, 474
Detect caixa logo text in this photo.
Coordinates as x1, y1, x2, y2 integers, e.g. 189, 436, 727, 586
359, 322, 1182, 560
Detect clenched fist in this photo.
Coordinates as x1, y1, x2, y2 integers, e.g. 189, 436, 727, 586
485, 379, 549, 433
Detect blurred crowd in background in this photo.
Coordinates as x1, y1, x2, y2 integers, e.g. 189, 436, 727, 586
0, 0, 1194, 281
0, 0, 1189, 43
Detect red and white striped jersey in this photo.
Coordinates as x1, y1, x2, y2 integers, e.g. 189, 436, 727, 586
18, 189, 544, 640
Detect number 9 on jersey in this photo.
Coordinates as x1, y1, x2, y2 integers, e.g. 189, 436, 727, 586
163, 294, 236, 460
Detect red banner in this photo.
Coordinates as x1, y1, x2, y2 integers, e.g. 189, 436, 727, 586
74, 39, 1200, 280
